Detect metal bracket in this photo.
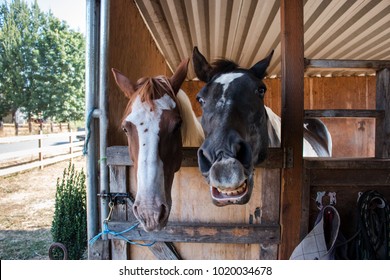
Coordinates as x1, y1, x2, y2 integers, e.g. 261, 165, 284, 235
284, 147, 294, 168
97, 192, 131, 205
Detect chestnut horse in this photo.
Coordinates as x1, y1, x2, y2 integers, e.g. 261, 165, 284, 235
112, 59, 204, 231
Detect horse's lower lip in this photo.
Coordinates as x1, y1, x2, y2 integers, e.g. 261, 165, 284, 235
210, 181, 248, 204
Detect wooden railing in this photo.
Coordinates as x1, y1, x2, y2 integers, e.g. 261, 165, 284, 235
0, 122, 71, 137
0, 131, 85, 176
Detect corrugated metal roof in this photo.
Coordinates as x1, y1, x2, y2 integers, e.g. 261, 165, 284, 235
134, 0, 390, 79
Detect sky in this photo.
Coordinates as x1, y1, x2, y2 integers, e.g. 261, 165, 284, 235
19, 0, 86, 34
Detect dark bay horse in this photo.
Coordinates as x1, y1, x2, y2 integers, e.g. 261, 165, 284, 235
192, 47, 331, 207
112, 59, 203, 231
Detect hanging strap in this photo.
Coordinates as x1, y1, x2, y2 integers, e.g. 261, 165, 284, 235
356, 190, 390, 259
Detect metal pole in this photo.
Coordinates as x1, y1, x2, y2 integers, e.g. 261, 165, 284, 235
98, 0, 110, 232
86, 0, 100, 250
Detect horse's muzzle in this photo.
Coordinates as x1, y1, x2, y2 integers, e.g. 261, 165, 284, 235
132, 202, 170, 232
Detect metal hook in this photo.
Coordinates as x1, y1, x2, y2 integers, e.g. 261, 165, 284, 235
104, 201, 115, 223
316, 191, 337, 210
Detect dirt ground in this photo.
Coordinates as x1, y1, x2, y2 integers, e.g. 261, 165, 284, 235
0, 157, 86, 260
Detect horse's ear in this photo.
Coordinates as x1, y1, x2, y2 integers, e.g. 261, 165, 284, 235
250, 50, 274, 79
192, 46, 213, 82
170, 58, 189, 94
111, 68, 136, 99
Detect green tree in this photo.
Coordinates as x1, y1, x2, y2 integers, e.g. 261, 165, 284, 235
0, 0, 85, 123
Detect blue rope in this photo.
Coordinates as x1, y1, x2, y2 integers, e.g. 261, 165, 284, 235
89, 222, 156, 247
83, 108, 96, 155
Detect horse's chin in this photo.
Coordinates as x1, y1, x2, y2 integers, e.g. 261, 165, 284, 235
210, 174, 254, 206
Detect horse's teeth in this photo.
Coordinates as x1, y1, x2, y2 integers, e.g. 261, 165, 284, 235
216, 183, 246, 196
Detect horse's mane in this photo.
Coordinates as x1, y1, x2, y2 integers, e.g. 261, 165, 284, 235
176, 89, 204, 147
211, 59, 240, 77
122, 76, 174, 120
122, 76, 204, 147
265, 106, 281, 148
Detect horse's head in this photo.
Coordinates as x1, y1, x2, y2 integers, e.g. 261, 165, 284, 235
193, 47, 273, 206
112, 59, 189, 231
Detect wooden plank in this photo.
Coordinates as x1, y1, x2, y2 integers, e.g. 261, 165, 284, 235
0, 152, 84, 177
1, 141, 84, 161
305, 109, 384, 118
88, 239, 111, 260
304, 158, 390, 169
309, 169, 390, 187
109, 165, 129, 259
146, 242, 182, 260
279, 0, 304, 260
259, 169, 281, 260
301, 167, 311, 240
108, 222, 280, 244
107, 146, 284, 168
106, 146, 133, 166
305, 59, 390, 70
0, 131, 85, 144
376, 68, 390, 158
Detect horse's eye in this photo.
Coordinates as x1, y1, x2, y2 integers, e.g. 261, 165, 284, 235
196, 96, 206, 106
173, 120, 182, 132
256, 87, 266, 98
122, 127, 127, 133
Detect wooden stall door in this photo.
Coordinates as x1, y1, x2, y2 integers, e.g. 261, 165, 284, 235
105, 147, 282, 260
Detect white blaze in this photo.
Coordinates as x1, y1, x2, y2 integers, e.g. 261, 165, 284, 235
125, 94, 176, 197
214, 73, 244, 108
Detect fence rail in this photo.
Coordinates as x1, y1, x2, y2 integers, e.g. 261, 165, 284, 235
0, 122, 71, 137
0, 131, 85, 177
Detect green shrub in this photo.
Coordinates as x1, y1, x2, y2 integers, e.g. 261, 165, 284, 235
51, 162, 87, 260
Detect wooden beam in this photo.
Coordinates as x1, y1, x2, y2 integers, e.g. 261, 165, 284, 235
376, 68, 390, 158
305, 109, 384, 118
108, 222, 280, 244
107, 146, 285, 168
279, 0, 304, 260
304, 158, 390, 170
305, 59, 390, 70
308, 169, 390, 187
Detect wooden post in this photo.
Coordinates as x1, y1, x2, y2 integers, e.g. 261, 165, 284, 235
69, 129, 73, 164
279, 0, 305, 259
375, 68, 390, 158
109, 165, 129, 259
39, 130, 44, 170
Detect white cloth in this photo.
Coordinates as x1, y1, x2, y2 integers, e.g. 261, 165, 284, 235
290, 205, 340, 260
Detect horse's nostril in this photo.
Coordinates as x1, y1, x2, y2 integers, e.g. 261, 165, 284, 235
133, 204, 139, 217
235, 141, 252, 168
198, 148, 212, 174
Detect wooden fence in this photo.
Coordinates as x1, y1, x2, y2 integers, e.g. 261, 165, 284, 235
0, 131, 85, 176
0, 122, 71, 137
